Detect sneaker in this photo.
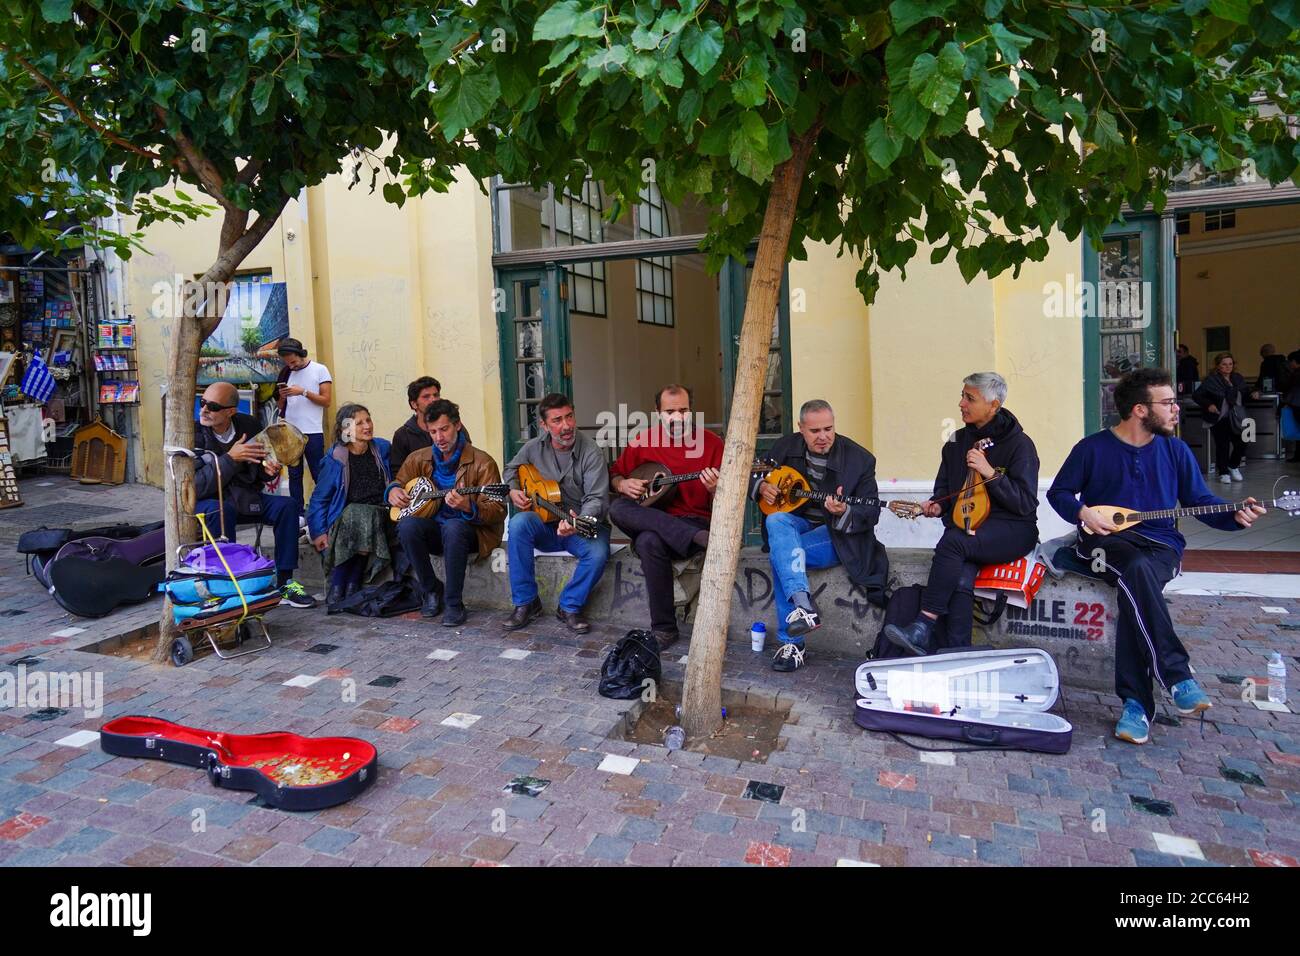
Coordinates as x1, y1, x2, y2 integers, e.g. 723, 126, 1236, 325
785, 590, 822, 637
771, 641, 806, 672
1171, 678, 1212, 716
280, 580, 318, 609
1219, 474, 1232, 485
1114, 699, 1150, 745
1229, 468, 1244, 482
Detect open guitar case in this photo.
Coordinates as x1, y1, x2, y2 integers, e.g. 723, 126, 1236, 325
100, 716, 378, 811
854, 647, 1073, 754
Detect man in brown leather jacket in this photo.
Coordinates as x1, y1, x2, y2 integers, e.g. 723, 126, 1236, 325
386, 399, 505, 626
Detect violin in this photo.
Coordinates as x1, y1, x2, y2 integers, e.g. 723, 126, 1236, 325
954, 438, 995, 535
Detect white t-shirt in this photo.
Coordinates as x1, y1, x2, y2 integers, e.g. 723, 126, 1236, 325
285, 361, 331, 434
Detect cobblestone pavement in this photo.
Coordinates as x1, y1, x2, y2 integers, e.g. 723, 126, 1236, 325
1, 480, 1297, 867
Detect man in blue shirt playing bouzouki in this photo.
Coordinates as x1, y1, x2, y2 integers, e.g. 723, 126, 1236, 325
1048, 368, 1266, 746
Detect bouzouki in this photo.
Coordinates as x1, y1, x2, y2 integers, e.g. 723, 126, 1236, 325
516, 462, 600, 539
630, 458, 775, 508
884, 439, 999, 531
389, 476, 509, 522
1087, 491, 1300, 530
758, 464, 890, 516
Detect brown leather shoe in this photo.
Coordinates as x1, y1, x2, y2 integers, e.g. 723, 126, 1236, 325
555, 607, 591, 634
504, 597, 543, 631
652, 630, 680, 651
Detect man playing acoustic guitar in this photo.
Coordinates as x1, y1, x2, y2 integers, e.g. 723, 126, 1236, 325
752, 400, 888, 672
1048, 368, 1266, 745
503, 393, 611, 634
386, 400, 506, 626
608, 384, 723, 650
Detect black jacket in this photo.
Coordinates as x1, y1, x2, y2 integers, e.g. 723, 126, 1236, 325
389, 415, 431, 476
750, 432, 890, 605
193, 412, 269, 518
1193, 372, 1249, 425
932, 407, 1040, 532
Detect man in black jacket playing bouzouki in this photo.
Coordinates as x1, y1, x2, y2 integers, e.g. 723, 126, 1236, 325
752, 399, 889, 672
885, 372, 1040, 656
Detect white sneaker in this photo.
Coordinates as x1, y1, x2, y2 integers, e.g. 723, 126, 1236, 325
1219, 474, 1233, 485
1229, 468, 1244, 481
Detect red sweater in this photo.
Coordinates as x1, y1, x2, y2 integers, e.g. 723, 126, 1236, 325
610, 428, 724, 518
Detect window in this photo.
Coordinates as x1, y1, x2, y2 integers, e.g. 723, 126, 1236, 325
1204, 208, 1236, 231
551, 180, 606, 316
1175, 212, 1190, 235
635, 183, 674, 327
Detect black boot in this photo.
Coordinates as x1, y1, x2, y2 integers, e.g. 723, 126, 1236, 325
326, 582, 347, 607
884, 616, 936, 657
784, 590, 822, 637
420, 584, 444, 618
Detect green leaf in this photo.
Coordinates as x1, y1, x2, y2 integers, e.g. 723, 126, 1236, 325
382, 182, 406, 207
1090, 108, 1124, 149
988, 23, 1032, 63
890, 88, 931, 139
535, 1, 604, 40
632, 25, 664, 50
544, 39, 581, 72
908, 44, 963, 114
434, 70, 501, 140
890, 0, 952, 35
956, 245, 982, 282
251, 76, 274, 115
40, 0, 72, 23
681, 22, 725, 74
678, 88, 704, 127
729, 111, 773, 181
658, 56, 684, 88
250, 27, 274, 62
731, 57, 769, 107
865, 118, 904, 170
1208, 0, 1249, 23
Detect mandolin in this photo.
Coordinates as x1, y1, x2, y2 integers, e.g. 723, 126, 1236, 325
954, 438, 995, 535
1086, 491, 1299, 530
629, 458, 775, 508
515, 462, 600, 538
389, 476, 509, 522
758, 464, 888, 516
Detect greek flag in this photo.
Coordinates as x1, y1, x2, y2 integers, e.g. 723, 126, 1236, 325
20, 351, 56, 403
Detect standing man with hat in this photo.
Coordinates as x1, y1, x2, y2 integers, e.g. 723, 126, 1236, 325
276, 337, 332, 519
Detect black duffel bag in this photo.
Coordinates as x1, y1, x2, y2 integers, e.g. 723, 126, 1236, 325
598, 629, 662, 700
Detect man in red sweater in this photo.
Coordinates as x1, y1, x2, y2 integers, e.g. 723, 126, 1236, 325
609, 384, 722, 650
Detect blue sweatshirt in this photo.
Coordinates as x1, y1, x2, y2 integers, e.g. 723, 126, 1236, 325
1047, 429, 1241, 556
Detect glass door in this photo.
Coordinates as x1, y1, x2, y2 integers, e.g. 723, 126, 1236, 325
497, 265, 571, 462
1083, 217, 1162, 432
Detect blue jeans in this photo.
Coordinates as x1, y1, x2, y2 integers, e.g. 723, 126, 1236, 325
507, 511, 610, 613
196, 492, 300, 575
765, 511, 839, 644
289, 432, 325, 517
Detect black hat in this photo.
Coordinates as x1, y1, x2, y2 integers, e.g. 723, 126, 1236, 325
276, 337, 307, 357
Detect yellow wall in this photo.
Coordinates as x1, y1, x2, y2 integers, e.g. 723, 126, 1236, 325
1176, 203, 1300, 377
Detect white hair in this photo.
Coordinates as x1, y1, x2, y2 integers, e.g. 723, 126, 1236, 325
963, 372, 1007, 405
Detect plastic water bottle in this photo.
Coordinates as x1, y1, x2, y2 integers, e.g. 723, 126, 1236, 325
751, 621, 767, 652
1267, 652, 1288, 705
664, 726, 685, 751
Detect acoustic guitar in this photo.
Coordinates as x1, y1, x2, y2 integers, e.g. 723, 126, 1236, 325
516, 462, 600, 538
1086, 491, 1300, 530
628, 458, 776, 508
389, 475, 509, 522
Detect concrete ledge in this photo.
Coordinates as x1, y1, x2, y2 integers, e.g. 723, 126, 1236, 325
302, 535, 1118, 692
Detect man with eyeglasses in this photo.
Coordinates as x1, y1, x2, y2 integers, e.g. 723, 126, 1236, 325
192, 381, 317, 608
1048, 368, 1265, 745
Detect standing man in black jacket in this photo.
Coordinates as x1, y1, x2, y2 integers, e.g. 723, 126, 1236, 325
885, 372, 1039, 655
192, 381, 317, 608
752, 399, 889, 672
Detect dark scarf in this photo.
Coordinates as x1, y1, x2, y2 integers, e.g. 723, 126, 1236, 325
432, 431, 466, 489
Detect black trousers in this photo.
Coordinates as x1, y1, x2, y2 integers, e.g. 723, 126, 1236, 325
1077, 530, 1190, 718
921, 519, 1037, 646
396, 514, 478, 610
609, 497, 708, 634
1211, 418, 1246, 471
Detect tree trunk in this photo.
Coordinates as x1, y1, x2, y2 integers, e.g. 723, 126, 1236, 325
151, 202, 288, 662
680, 130, 819, 739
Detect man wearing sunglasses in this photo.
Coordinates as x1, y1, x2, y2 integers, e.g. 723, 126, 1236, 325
192, 381, 317, 608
